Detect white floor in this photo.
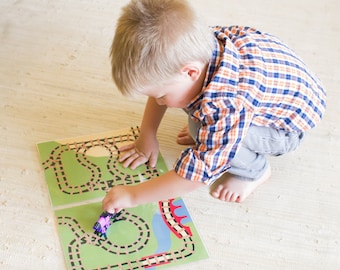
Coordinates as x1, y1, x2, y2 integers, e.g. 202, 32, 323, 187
1, 0, 339, 269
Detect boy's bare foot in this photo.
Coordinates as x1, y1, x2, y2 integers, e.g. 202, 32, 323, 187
177, 126, 195, 145
210, 165, 271, 203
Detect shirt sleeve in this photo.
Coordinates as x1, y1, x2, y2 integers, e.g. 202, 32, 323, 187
174, 96, 253, 185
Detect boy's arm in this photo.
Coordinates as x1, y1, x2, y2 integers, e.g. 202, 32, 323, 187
140, 97, 167, 137
133, 170, 204, 205
102, 170, 204, 213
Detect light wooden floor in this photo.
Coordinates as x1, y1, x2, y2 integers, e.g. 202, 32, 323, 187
1, 0, 339, 269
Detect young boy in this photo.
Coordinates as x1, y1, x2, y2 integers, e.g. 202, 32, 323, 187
102, 0, 326, 213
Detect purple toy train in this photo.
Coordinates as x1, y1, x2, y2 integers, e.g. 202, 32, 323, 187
93, 211, 121, 239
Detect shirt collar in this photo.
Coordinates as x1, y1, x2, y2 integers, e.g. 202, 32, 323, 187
185, 34, 223, 111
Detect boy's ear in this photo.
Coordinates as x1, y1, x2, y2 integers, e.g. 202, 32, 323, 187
181, 63, 201, 81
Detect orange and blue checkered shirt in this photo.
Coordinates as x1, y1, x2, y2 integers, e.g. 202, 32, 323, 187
174, 26, 326, 184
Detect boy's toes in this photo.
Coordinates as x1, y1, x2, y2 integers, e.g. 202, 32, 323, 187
211, 191, 218, 199
176, 135, 195, 145
211, 186, 241, 203
236, 194, 245, 203
211, 185, 222, 199
224, 190, 232, 202
176, 126, 196, 145
230, 192, 240, 203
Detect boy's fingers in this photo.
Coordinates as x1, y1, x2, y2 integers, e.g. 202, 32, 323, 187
119, 148, 140, 163
106, 207, 122, 214
130, 156, 148, 170
122, 152, 140, 168
102, 198, 111, 212
102, 193, 121, 213
149, 151, 158, 168
118, 143, 135, 151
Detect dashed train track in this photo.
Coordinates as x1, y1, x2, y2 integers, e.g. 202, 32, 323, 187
58, 210, 152, 269
59, 200, 196, 270
41, 126, 160, 195
41, 127, 198, 269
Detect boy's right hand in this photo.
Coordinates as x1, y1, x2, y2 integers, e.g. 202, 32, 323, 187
118, 134, 159, 169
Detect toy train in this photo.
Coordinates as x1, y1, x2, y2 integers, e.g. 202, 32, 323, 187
93, 211, 122, 239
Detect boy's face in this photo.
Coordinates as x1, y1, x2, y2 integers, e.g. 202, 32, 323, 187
141, 63, 207, 108
142, 79, 200, 108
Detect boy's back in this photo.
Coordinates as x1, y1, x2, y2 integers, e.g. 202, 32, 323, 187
199, 25, 326, 133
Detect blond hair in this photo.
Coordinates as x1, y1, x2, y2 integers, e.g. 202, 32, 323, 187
110, 0, 214, 95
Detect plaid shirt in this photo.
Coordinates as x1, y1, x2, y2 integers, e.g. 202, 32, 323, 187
174, 25, 326, 184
